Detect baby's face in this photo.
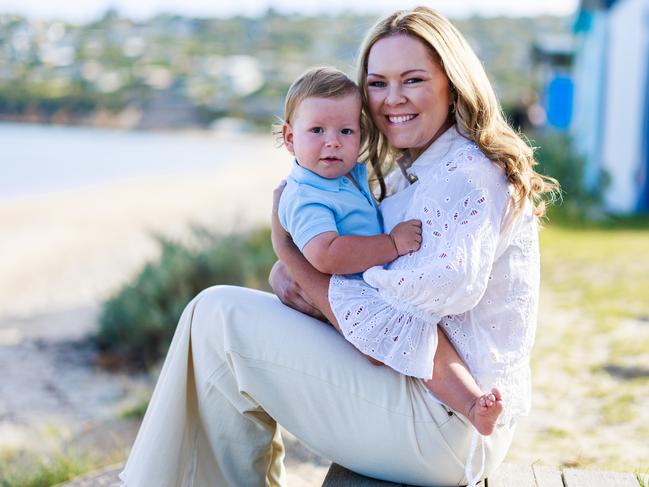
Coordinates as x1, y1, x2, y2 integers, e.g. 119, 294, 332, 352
283, 93, 361, 179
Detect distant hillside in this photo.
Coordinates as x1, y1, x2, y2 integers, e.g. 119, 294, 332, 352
0, 10, 571, 128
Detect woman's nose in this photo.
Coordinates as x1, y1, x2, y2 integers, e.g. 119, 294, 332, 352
385, 85, 406, 106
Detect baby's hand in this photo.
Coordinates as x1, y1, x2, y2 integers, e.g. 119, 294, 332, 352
389, 219, 422, 256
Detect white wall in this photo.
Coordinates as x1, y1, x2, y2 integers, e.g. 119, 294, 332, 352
600, 0, 649, 212
571, 11, 608, 191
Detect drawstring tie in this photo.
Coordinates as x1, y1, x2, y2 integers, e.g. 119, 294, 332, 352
465, 427, 485, 487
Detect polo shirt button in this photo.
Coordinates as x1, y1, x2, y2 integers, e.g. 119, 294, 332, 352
342, 179, 349, 184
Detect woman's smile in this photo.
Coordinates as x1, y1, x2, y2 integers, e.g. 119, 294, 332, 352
367, 33, 452, 160
386, 114, 418, 124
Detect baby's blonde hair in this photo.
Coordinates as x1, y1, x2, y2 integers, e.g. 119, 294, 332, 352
273, 67, 361, 144
357, 7, 559, 216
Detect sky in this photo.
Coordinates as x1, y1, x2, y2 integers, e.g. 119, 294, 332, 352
0, 0, 580, 22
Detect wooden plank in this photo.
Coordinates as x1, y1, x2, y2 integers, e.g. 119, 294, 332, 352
532, 465, 563, 487
563, 468, 638, 487
321, 463, 405, 486
487, 463, 537, 487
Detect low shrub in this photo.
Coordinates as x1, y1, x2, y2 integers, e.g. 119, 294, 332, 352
530, 131, 604, 216
96, 227, 276, 368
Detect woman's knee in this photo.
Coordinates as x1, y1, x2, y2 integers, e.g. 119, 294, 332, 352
194, 285, 242, 312
189, 285, 264, 345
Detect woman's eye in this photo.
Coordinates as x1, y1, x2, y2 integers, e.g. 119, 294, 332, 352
310, 127, 324, 134
405, 77, 423, 85
341, 128, 354, 135
368, 80, 386, 88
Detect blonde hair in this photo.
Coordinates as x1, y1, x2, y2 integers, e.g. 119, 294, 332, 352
273, 66, 360, 144
357, 6, 559, 217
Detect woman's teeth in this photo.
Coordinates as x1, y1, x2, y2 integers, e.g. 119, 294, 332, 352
388, 114, 416, 123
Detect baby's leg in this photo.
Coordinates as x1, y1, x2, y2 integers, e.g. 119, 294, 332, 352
423, 326, 503, 435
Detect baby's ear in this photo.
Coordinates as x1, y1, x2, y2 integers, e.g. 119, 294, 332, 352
282, 124, 295, 154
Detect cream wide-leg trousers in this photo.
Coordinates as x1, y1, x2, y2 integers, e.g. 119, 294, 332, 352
119, 285, 515, 487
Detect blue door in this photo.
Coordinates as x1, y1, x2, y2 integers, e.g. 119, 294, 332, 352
641, 44, 649, 211
545, 73, 574, 131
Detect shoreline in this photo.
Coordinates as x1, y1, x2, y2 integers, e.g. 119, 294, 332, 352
0, 135, 288, 319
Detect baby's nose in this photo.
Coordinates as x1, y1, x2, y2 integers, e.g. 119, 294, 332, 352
325, 136, 341, 147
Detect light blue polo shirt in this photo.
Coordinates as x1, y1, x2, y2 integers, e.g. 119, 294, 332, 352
278, 160, 383, 251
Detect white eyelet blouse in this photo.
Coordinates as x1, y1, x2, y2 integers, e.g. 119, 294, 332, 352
328, 126, 539, 425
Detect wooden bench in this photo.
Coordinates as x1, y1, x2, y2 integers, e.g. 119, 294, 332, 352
322, 462, 644, 487
58, 462, 646, 486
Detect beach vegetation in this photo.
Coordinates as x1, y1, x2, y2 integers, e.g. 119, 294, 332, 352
530, 132, 604, 215
96, 227, 276, 368
119, 398, 150, 420
0, 450, 93, 487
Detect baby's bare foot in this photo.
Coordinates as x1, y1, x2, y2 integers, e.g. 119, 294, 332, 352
467, 388, 504, 436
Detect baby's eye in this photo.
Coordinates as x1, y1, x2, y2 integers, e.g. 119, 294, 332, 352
310, 127, 324, 134
367, 80, 386, 88
341, 128, 354, 135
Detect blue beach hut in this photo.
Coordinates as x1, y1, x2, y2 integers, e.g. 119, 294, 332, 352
572, 0, 649, 213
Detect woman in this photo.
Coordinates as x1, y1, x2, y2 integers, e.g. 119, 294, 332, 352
120, 7, 556, 487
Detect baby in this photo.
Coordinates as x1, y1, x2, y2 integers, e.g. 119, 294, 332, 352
278, 67, 421, 275
276, 66, 502, 435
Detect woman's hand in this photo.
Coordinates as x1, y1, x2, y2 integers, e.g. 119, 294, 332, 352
271, 180, 294, 261
269, 260, 325, 319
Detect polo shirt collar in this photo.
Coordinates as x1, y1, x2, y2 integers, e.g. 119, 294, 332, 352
289, 159, 343, 192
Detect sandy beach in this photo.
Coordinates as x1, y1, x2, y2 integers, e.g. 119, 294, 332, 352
0, 132, 289, 319
2, 131, 647, 484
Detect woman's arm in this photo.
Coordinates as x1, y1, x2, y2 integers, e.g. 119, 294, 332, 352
361, 163, 510, 320
271, 182, 388, 366
270, 182, 341, 332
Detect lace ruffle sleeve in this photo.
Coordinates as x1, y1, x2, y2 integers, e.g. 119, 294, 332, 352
329, 145, 510, 379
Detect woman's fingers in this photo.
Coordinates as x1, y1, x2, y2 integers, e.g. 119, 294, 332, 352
272, 180, 287, 214
269, 260, 325, 320
283, 282, 326, 319
271, 181, 294, 257
293, 290, 327, 319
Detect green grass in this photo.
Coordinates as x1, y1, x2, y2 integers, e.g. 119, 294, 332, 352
119, 398, 149, 420
541, 427, 570, 439
512, 213, 649, 472
0, 450, 94, 487
540, 214, 649, 324
600, 392, 637, 425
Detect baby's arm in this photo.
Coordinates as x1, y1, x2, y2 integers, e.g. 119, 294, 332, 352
302, 219, 422, 275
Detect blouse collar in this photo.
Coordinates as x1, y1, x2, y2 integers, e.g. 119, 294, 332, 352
399, 125, 467, 182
